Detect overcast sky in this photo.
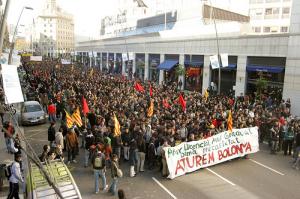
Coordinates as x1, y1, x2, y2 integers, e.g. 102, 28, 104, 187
5, 0, 249, 39
6, 0, 118, 38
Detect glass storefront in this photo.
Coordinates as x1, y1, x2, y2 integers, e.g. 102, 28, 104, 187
211, 56, 237, 95
164, 54, 179, 85
184, 55, 204, 92
108, 53, 114, 73
135, 53, 145, 80
246, 56, 286, 98
149, 54, 160, 83
115, 53, 122, 74
101, 53, 107, 72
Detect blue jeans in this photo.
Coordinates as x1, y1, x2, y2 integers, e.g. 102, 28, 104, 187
109, 177, 118, 195
84, 149, 89, 167
94, 169, 106, 192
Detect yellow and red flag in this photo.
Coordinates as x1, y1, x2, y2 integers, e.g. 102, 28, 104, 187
113, 113, 121, 137
65, 110, 74, 129
227, 110, 233, 133
147, 100, 154, 117
72, 108, 83, 127
204, 89, 209, 102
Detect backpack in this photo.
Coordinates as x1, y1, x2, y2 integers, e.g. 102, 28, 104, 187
94, 156, 103, 168
5, 163, 13, 180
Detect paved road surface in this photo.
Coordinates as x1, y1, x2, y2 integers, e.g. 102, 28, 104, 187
23, 123, 300, 199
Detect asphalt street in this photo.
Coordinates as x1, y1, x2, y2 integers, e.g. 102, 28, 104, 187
23, 123, 300, 199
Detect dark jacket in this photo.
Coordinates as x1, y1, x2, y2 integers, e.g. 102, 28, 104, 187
112, 136, 122, 148
121, 133, 131, 147
48, 126, 56, 142
137, 139, 146, 153
85, 134, 95, 150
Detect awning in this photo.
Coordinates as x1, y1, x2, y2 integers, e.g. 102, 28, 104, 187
246, 64, 285, 73
184, 61, 204, 67
222, 63, 237, 70
158, 60, 178, 71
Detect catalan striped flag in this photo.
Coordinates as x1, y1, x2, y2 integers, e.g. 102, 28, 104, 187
227, 110, 233, 133
147, 100, 154, 117
65, 110, 74, 129
113, 113, 121, 137
72, 108, 83, 127
204, 89, 209, 102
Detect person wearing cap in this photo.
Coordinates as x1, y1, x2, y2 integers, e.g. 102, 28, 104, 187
7, 154, 24, 199
91, 145, 107, 194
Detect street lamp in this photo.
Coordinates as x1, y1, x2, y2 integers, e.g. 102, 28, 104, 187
8, 6, 33, 64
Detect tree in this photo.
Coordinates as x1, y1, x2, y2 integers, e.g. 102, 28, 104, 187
256, 75, 267, 96
175, 64, 185, 78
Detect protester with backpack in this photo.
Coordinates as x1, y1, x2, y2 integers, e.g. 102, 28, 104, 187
91, 145, 107, 194
109, 154, 122, 196
7, 154, 24, 199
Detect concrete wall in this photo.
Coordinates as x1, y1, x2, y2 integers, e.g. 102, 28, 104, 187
283, 0, 300, 116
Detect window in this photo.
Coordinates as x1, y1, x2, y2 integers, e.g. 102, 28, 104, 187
273, 8, 279, 14
253, 27, 261, 33
266, 0, 280, 2
265, 8, 272, 15
44, 24, 46, 27
282, 7, 290, 14
264, 27, 271, 33
281, 26, 288, 32
44, 29, 46, 33
271, 26, 278, 32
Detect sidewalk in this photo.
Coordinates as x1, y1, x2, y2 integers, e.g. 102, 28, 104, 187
0, 113, 24, 199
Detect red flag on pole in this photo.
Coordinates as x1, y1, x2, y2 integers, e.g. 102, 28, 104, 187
82, 96, 90, 116
179, 93, 186, 112
134, 82, 145, 92
162, 98, 171, 109
149, 83, 153, 97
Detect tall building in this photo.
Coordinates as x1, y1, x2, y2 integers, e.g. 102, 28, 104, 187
99, 0, 249, 39
36, 0, 74, 57
249, 0, 293, 34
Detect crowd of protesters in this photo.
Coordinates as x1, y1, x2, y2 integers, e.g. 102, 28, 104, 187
3, 59, 300, 197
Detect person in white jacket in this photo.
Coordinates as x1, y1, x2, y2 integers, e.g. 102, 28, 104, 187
7, 154, 24, 199
55, 127, 64, 150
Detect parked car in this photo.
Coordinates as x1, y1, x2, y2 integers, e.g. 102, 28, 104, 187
21, 101, 46, 126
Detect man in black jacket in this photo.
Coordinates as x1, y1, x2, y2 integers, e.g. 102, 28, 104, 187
84, 130, 95, 167
48, 122, 56, 148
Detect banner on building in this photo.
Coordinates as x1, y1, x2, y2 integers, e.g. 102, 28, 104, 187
61, 59, 71, 65
221, 53, 228, 67
1, 64, 24, 104
210, 55, 220, 69
122, 52, 134, 61
30, 56, 43, 62
165, 127, 259, 179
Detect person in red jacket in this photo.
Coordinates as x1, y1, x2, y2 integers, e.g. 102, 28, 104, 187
48, 100, 56, 123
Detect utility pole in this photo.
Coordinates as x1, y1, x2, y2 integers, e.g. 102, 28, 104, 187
0, 0, 11, 55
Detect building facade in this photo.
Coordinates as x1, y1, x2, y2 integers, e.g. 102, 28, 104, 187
76, 0, 300, 115
36, 0, 74, 57
249, 0, 293, 34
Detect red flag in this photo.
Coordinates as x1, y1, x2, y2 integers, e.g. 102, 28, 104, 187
179, 93, 186, 112
82, 96, 90, 116
134, 82, 145, 92
149, 83, 153, 97
162, 98, 171, 109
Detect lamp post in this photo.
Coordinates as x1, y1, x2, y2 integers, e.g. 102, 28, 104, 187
8, 6, 33, 64
0, 0, 11, 55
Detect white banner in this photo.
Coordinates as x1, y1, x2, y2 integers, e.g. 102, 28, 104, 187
165, 127, 259, 179
221, 53, 228, 67
1, 64, 24, 104
61, 59, 71, 65
122, 53, 128, 61
30, 56, 43, 62
210, 55, 220, 69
